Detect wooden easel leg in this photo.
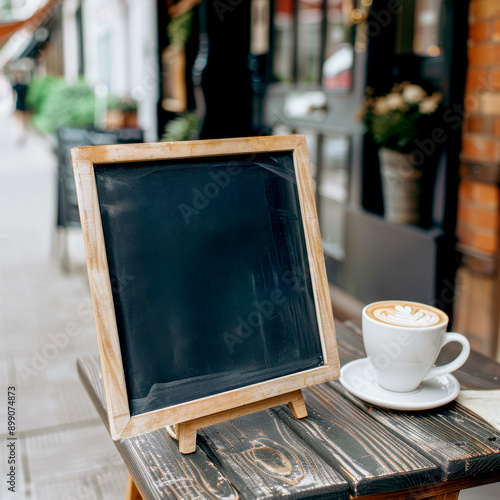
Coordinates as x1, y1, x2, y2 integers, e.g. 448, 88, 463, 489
167, 389, 308, 455
178, 422, 198, 454
167, 423, 198, 453
289, 390, 308, 419
125, 474, 143, 500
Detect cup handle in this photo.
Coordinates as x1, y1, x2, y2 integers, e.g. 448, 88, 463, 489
423, 332, 470, 381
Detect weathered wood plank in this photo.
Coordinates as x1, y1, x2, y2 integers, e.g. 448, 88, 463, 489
198, 410, 349, 499
274, 384, 441, 497
77, 354, 239, 500
122, 429, 238, 500
333, 380, 500, 480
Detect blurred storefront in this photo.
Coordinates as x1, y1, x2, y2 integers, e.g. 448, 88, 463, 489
1, 0, 159, 141
71, 0, 159, 141
2, 0, 499, 359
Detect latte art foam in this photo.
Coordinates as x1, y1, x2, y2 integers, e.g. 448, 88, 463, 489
365, 301, 447, 328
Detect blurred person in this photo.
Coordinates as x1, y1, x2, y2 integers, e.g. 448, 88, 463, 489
11, 72, 29, 145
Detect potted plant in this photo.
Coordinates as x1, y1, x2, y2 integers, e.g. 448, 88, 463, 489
360, 82, 443, 224
106, 95, 138, 129
120, 97, 138, 128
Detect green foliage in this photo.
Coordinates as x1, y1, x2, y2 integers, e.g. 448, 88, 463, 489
167, 10, 193, 47
106, 94, 122, 111
107, 95, 138, 112
26, 76, 62, 114
369, 107, 425, 153
30, 78, 95, 133
161, 113, 198, 142
359, 83, 443, 155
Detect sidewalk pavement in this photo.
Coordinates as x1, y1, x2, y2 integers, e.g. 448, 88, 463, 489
0, 114, 127, 500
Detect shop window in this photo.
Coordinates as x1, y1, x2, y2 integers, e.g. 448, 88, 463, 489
272, 0, 356, 90
413, 0, 443, 57
297, 0, 322, 85
273, 0, 294, 83
323, 0, 353, 90
318, 135, 349, 259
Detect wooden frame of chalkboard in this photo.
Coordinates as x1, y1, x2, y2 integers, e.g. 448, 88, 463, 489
72, 135, 339, 446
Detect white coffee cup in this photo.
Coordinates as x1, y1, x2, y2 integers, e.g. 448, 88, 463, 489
362, 300, 470, 392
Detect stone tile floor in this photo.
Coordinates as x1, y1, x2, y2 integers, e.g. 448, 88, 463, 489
0, 113, 497, 499
0, 115, 127, 500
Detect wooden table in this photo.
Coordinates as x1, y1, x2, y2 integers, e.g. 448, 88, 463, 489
77, 321, 500, 500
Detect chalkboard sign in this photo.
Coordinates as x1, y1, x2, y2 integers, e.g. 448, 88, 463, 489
57, 127, 89, 228
56, 127, 144, 228
72, 135, 339, 441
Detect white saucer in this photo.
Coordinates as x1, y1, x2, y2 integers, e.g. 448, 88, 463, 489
340, 358, 460, 411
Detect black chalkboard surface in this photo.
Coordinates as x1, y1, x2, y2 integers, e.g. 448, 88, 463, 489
95, 152, 323, 415
72, 135, 339, 443
57, 127, 88, 228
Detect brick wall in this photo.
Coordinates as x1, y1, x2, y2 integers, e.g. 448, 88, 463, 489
457, 181, 499, 253
454, 0, 500, 359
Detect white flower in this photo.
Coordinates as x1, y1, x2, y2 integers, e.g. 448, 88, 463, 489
374, 97, 390, 114
385, 93, 406, 110
419, 98, 439, 114
402, 85, 427, 104
430, 92, 443, 104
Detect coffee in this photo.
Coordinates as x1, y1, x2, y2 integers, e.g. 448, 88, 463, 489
365, 301, 447, 328
362, 300, 470, 392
